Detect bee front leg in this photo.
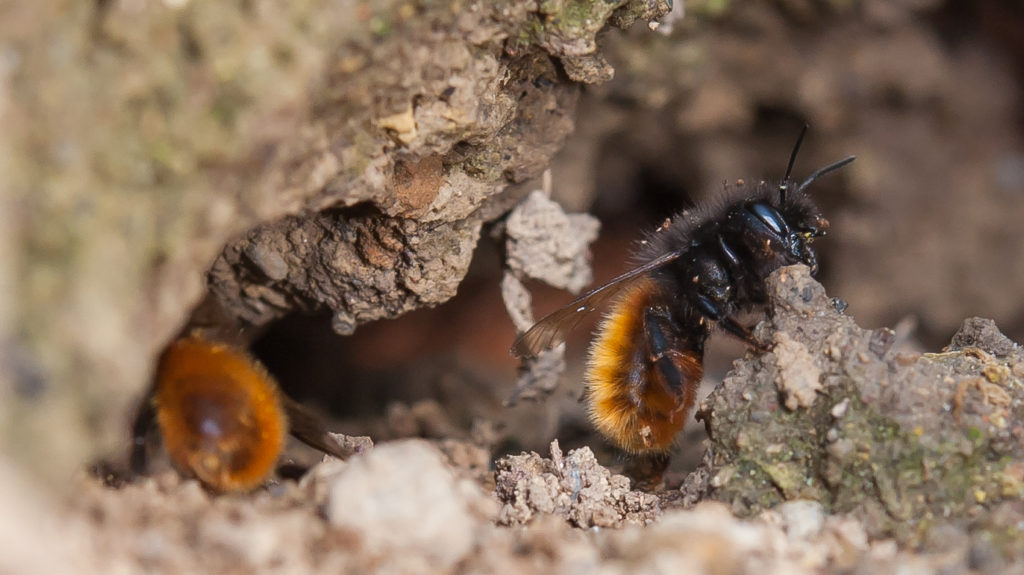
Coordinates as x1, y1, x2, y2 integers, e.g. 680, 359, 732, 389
719, 316, 769, 352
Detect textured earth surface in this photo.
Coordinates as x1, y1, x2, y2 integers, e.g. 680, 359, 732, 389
3, 1, 1024, 573
10, 269, 1024, 574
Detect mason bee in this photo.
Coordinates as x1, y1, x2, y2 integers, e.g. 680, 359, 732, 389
132, 334, 358, 492
512, 128, 854, 454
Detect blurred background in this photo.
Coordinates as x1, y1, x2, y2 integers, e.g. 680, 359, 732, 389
248, 0, 1024, 476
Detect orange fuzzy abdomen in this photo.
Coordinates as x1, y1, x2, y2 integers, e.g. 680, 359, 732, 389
585, 279, 704, 453
154, 336, 287, 492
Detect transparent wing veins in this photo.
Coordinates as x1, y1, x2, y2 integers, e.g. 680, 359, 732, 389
510, 250, 683, 357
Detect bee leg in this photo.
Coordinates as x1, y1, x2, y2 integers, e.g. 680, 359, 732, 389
283, 395, 372, 460
623, 451, 671, 491
129, 389, 157, 475
644, 307, 705, 403
719, 316, 768, 352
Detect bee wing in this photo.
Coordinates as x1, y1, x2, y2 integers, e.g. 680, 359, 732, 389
510, 250, 683, 357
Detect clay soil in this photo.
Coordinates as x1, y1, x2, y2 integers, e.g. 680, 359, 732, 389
23, 268, 1024, 574
4, 1, 1024, 574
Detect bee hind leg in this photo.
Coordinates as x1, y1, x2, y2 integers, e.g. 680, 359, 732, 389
623, 451, 671, 490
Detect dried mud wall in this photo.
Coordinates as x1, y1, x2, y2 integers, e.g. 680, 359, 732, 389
41, 268, 1024, 574
684, 266, 1024, 559
0, 0, 671, 483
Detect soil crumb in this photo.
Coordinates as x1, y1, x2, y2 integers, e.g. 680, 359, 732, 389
494, 440, 661, 528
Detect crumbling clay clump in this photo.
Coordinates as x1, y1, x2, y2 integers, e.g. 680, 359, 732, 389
495, 440, 661, 528
683, 265, 1024, 560
501, 188, 601, 403
326, 440, 497, 571
0, 0, 673, 482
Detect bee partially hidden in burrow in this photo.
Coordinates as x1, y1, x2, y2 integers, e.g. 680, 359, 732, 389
131, 333, 365, 492
512, 127, 855, 456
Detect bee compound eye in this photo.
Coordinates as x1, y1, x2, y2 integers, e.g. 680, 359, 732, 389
747, 203, 787, 236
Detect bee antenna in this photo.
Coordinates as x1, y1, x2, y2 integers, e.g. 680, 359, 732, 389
796, 155, 856, 194
779, 124, 809, 204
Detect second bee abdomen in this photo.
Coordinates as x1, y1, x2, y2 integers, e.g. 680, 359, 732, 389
154, 337, 288, 492
585, 279, 704, 453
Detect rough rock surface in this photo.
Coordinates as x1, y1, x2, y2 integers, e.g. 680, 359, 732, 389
325, 440, 496, 570
0, 0, 670, 481
14, 433, 1014, 574
2, 266, 1021, 573
683, 265, 1024, 562
501, 188, 600, 403
495, 440, 661, 527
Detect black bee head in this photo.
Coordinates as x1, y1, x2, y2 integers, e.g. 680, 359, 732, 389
777, 199, 829, 275
776, 124, 853, 265
795, 234, 819, 275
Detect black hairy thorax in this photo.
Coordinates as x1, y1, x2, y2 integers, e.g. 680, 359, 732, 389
643, 179, 828, 326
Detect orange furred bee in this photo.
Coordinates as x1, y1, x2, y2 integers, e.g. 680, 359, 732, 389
512, 127, 854, 454
585, 277, 706, 452
132, 331, 364, 491
146, 335, 288, 492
